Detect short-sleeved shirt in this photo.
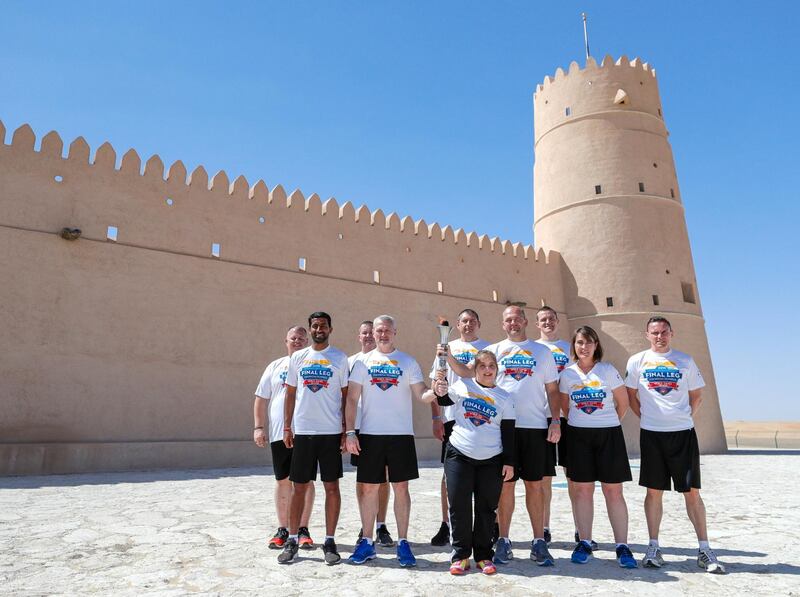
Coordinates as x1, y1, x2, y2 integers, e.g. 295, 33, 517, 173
536, 338, 572, 417
625, 349, 705, 432
447, 378, 515, 460
254, 356, 290, 443
559, 361, 624, 428
429, 338, 490, 423
486, 339, 559, 429
286, 345, 349, 435
350, 349, 424, 435
348, 351, 370, 429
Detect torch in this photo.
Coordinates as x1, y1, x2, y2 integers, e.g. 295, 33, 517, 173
436, 317, 451, 372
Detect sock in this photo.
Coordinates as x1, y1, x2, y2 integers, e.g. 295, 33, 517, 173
649, 539, 659, 548
289, 534, 298, 541
616, 543, 626, 549
398, 537, 407, 543
499, 536, 509, 543
534, 537, 544, 543
325, 535, 334, 541
364, 537, 374, 545
699, 540, 710, 550
376, 521, 385, 529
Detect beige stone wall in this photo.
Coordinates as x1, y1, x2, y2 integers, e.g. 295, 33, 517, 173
532, 56, 726, 453
0, 121, 566, 475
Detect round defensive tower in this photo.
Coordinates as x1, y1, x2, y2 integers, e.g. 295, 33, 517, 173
532, 56, 726, 454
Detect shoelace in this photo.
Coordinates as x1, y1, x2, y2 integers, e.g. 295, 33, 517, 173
699, 549, 717, 563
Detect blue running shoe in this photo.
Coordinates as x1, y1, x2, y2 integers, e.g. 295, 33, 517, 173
397, 539, 417, 567
349, 538, 377, 565
571, 540, 593, 564
531, 539, 555, 566
616, 544, 637, 569
493, 538, 513, 564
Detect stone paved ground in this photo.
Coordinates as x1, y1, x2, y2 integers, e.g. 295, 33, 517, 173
1, 452, 799, 596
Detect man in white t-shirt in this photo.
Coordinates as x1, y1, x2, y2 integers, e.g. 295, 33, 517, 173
345, 315, 428, 567
626, 316, 725, 574
429, 308, 490, 547
445, 305, 561, 567
349, 320, 394, 547
278, 312, 349, 566
253, 325, 316, 550
534, 305, 581, 548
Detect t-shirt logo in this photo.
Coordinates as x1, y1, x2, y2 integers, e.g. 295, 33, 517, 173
279, 367, 288, 388
570, 381, 606, 414
368, 361, 403, 391
500, 350, 536, 381
643, 362, 682, 396
300, 360, 333, 393
462, 392, 497, 427
551, 348, 569, 373
454, 348, 478, 365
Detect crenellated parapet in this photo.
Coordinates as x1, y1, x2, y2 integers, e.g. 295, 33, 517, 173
0, 121, 564, 308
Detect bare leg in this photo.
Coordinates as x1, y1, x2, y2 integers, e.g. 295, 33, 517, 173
440, 474, 449, 523
392, 481, 411, 538
644, 488, 664, 540
322, 481, 340, 537
378, 482, 391, 524
497, 481, 516, 538
299, 481, 316, 528
359, 483, 380, 540
567, 478, 579, 533
275, 478, 291, 528
683, 489, 708, 542
523, 480, 545, 538
601, 483, 629, 544
287, 482, 310, 535
542, 476, 553, 529
571, 481, 594, 541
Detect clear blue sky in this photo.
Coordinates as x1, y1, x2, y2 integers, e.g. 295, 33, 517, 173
2, 1, 797, 420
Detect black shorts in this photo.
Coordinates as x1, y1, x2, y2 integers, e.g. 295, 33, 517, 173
350, 430, 360, 467
270, 440, 293, 481
440, 420, 456, 464
357, 434, 419, 484
289, 434, 343, 483
546, 417, 568, 472
639, 428, 701, 493
565, 424, 632, 484
514, 428, 556, 482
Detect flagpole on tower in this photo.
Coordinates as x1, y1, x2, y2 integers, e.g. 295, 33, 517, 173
582, 12, 591, 60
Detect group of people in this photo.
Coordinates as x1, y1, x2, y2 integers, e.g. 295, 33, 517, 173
252, 306, 726, 575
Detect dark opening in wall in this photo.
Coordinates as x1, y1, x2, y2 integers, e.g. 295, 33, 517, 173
606, 297, 614, 307
595, 185, 602, 194
682, 282, 696, 304
638, 182, 645, 192
652, 294, 660, 306
565, 107, 571, 116
670, 188, 675, 198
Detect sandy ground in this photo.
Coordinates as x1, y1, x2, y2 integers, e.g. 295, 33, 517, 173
1, 452, 799, 596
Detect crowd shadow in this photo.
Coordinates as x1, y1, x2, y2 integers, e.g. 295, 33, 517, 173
726, 449, 800, 456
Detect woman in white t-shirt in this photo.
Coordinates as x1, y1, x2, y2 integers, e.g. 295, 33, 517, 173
423, 350, 515, 576
558, 326, 637, 569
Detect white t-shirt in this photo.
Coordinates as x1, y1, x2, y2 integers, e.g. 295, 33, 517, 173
429, 338, 490, 423
350, 349, 425, 435
625, 349, 705, 432
286, 345, 349, 435
536, 338, 572, 417
559, 361, 624, 428
348, 351, 370, 429
447, 378, 515, 461
254, 355, 291, 443
487, 338, 559, 429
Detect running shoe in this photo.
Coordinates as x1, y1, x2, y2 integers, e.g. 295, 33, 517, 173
642, 545, 664, 568
616, 544, 637, 568
397, 539, 417, 567
476, 559, 497, 575
575, 531, 599, 551
543, 528, 552, 546
277, 538, 299, 564
493, 538, 513, 564
571, 540, 593, 564
322, 537, 341, 565
449, 558, 470, 575
376, 524, 395, 547
268, 527, 289, 549
297, 526, 314, 550
430, 521, 450, 546
697, 548, 726, 574
349, 538, 377, 565
531, 539, 555, 566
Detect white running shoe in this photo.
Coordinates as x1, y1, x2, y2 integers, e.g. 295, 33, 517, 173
642, 545, 664, 568
697, 548, 726, 574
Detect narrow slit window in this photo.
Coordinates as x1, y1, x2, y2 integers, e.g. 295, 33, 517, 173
606, 297, 614, 307
298, 257, 306, 272
337, 233, 344, 240
106, 226, 118, 242
670, 188, 675, 198
682, 282, 696, 304
652, 294, 660, 306
565, 107, 571, 117
638, 182, 645, 192
492, 290, 498, 302
595, 185, 602, 195
211, 243, 220, 258
437, 281, 444, 293
373, 270, 380, 284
